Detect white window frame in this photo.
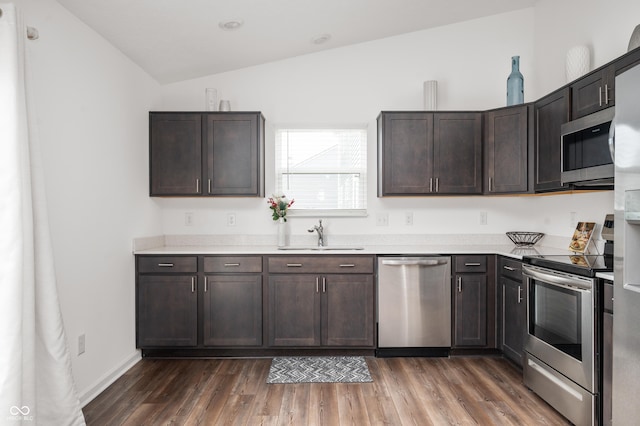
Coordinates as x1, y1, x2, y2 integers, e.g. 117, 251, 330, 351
274, 125, 368, 218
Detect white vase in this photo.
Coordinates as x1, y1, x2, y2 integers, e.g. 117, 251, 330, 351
566, 45, 591, 82
629, 24, 640, 52
277, 217, 287, 247
423, 80, 438, 110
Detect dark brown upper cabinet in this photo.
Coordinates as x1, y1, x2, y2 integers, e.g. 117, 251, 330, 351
377, 111, 482, 196
534, 88, 571, 192
484, 104, 533, 194
149, 112, 265, 197
571, 46, 640, 119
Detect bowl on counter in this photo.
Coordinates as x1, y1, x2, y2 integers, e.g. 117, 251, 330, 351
506, 231, 544, 247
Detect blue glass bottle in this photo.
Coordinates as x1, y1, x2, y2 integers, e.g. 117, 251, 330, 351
506, 56, 524, 105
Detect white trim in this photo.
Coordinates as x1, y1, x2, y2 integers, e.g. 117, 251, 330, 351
287, 209, 367, 218
78, 350, 142, 407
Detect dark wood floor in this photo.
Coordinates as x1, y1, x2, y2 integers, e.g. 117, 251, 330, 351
83, 356, 570, 425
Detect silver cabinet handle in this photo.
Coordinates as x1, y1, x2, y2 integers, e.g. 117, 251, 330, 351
322, 277, 326, 293
518, 285, 523, 303
204, 276, 208, 293
457, 276, 462, 293
287, 263, 303, 267
316, 277, 319, 293
429, 177, 433, 193
503, 265, 516, 271
158, 263, 174, 267
196, 178, 200, 193
224, 263, 240, 267
488, 177, 493, 192
605, 83, 610, 104
435, 177, 439, 193
339, 264, 355, 268
599, 86, 603, 106
208, 179, 212, 194
465, 262, 482, 266
191, 277, 196, 293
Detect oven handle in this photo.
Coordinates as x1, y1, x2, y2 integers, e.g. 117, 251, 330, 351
523, 266, 592, 292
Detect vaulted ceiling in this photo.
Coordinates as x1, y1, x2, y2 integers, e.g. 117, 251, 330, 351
56, 0, 537, 83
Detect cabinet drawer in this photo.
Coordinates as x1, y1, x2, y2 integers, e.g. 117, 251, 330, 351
268, 255, 374, 274
204, 256, 262, 273
454, 255, 487, 273
499, 257, 523, 281
138, 256, 198, 273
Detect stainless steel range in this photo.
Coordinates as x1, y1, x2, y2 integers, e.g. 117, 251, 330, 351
522, 219, 613, 426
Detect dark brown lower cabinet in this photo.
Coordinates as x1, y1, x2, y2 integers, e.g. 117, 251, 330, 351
268, 273, 374, 347
498, 256, 525, 366
203, 274, 262, 346
452, 255, 496, 349
501, 276, 526, 365
454, 273, 488, 346
323, 274, 374, 347
137, 275, 198, 347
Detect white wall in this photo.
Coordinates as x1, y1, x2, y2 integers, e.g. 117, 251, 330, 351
15, 0, 163, 404
158, 8, 614, 240
533, 0, 640, 96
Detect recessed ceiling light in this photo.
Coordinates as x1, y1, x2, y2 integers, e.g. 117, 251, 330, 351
311, 33, 332, 45
219, 19, 244, 31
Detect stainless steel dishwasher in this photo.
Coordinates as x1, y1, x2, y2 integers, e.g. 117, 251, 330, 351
376, 256, 451, 357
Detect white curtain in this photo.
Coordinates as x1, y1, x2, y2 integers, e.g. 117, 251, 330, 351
0, 4, 85, 425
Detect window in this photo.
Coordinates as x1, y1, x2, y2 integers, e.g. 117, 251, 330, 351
275, 127, 367, 216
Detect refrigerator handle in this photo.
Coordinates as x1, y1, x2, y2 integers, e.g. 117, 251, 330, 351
609, 116, 616, 162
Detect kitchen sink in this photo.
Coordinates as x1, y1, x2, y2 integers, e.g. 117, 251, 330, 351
277, 246, 364, 251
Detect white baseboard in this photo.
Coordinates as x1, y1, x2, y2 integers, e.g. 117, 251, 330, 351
78, 350, 142, 407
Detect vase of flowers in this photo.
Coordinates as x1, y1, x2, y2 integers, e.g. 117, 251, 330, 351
268, 194, 294, 246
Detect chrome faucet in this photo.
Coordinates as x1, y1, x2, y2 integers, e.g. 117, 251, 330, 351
308, 219, 324, 247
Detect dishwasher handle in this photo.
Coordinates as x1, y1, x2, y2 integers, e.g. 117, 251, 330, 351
380, 258, 449, 267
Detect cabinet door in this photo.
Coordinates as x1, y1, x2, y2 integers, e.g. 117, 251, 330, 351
322, 274, 374, 347
205, 113, 263, 196
149, 113, 202, 195
534, 88, 571, 192
454, 274, 487, 347
137, 275, 198, 347
570, 66, 615, 119
484, 106, 529, 194
433, 112, 483, 194
378, 112, 434, 195
268, 275, 321, 346
203, 275, 262, 346
501, 276, 526, 366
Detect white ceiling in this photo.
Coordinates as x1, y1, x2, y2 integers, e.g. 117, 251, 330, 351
55, 0, 537, 84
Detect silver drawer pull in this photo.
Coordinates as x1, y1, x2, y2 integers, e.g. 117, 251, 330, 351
158, 263, 174, 267
191, 277, 196, 293
503, 265, 516, 271
224, 263, 240, 267
465, 262, 482, 266
287, 263, 303, 267
339, 264, 356, 268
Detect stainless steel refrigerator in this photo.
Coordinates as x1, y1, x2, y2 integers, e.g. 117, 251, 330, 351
613, 61, 640, 424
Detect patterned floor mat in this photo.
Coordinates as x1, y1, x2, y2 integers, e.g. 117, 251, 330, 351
266, 356, 373, 384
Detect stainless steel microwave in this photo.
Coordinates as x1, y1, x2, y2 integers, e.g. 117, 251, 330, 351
560, 107, 615, 186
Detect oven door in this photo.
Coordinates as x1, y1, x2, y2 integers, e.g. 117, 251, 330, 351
523, 264, 596, 392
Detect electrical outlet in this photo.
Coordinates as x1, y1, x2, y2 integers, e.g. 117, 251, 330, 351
78, 334, 85, 356
185, 212, 194, 226
480, 211, 488, 225
227, 213, 236, 226
376, 213, 389, 226
404, 212, 413, 226
570, 211, 577, 227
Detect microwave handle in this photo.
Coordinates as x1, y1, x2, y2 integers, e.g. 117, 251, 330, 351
609, 117, 616, 162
